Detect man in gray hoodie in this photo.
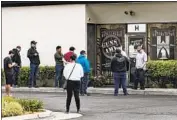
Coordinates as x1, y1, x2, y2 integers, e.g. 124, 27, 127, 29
111, 49, 129, 96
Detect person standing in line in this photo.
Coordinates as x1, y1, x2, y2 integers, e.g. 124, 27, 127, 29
77, 50, 90, 96
134, 45, 147, 90
64, 46, 76, 63
12, 46, 22, 88
117, 45, 129, 88
111, 49, 129, 96
4, 50, 17, 96
27, 40, 40, 88
54, 46, 64, 88
63, 54, 84, 113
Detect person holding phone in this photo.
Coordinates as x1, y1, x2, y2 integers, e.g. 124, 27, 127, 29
12, 46, 22, 88
4, 50, 17, 96
54, 46, 64, 88
27, 40, 40, 88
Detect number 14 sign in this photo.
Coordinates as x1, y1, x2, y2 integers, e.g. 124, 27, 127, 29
127, 24, 146, 33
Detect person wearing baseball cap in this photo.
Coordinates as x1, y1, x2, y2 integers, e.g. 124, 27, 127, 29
11, 46, 22, 87
27, 40, 40, 88
31, 40, 37, 44
76, 50, 91, 96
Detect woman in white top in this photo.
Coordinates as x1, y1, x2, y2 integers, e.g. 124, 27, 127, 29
63, 54, 84, 113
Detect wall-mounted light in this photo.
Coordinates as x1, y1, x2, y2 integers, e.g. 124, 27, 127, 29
124, 11, 129, 15
124, 10, 135, 16
87, 17, 91, 21
130, 10, 135, 16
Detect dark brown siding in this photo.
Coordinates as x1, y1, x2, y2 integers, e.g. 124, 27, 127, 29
87, 24, 96, 75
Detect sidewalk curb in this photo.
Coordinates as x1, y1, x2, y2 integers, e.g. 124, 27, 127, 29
2, 87, 177, 96
2, 110, 52, 120
87, 88, 177, 96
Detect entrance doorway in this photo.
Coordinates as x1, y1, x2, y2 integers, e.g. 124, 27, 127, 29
125, 34, 146, 86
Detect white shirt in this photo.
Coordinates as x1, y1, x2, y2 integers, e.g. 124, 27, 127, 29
63, 62, 84, 81
135, 51, 147, 70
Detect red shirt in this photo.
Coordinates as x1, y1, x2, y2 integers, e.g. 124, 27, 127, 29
64, 51, 74, 62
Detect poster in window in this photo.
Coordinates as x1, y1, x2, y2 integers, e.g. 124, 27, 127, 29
150, 27, 176, 60
128, 37, 144, 58
100, 28, 125, 71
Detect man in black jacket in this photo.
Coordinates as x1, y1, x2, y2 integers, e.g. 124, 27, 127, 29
27, 40, 40, 88
111, 49, 129, 96
12, 46, 22, 87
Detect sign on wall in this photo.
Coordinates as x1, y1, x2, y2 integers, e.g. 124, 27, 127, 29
127, 24, 146, 33
150, 26, 176, 60
128, 36, 145, 58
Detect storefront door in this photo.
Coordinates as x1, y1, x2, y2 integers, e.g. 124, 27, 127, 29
127, 35, 146, 85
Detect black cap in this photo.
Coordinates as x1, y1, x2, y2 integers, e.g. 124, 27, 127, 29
69, 46, 75, 51
31, 40, 37, 44
16, 46, 21, 49
80, 50, 86, 55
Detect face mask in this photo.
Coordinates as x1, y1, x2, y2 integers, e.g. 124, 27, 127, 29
10, 54, 14, 57
31, 44, 36, 48
17, 48, 21, 52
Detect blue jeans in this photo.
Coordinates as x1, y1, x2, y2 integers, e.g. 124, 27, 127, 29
113, 72, 127, 95
29, 64, 39, 87
80, 73, 89, 94
55, 64, 64, 87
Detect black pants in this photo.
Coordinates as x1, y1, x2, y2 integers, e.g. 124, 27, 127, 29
134, 69, 145, 89
66, 80, 80, 111
13, 66, 20, 86
5, 72, 13, 86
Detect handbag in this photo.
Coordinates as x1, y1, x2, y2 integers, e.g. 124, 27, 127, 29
63, 63, 76, 90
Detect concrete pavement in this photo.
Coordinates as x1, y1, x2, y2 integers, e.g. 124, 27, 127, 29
5, 92, 177, 120
2, 87, 177, 96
